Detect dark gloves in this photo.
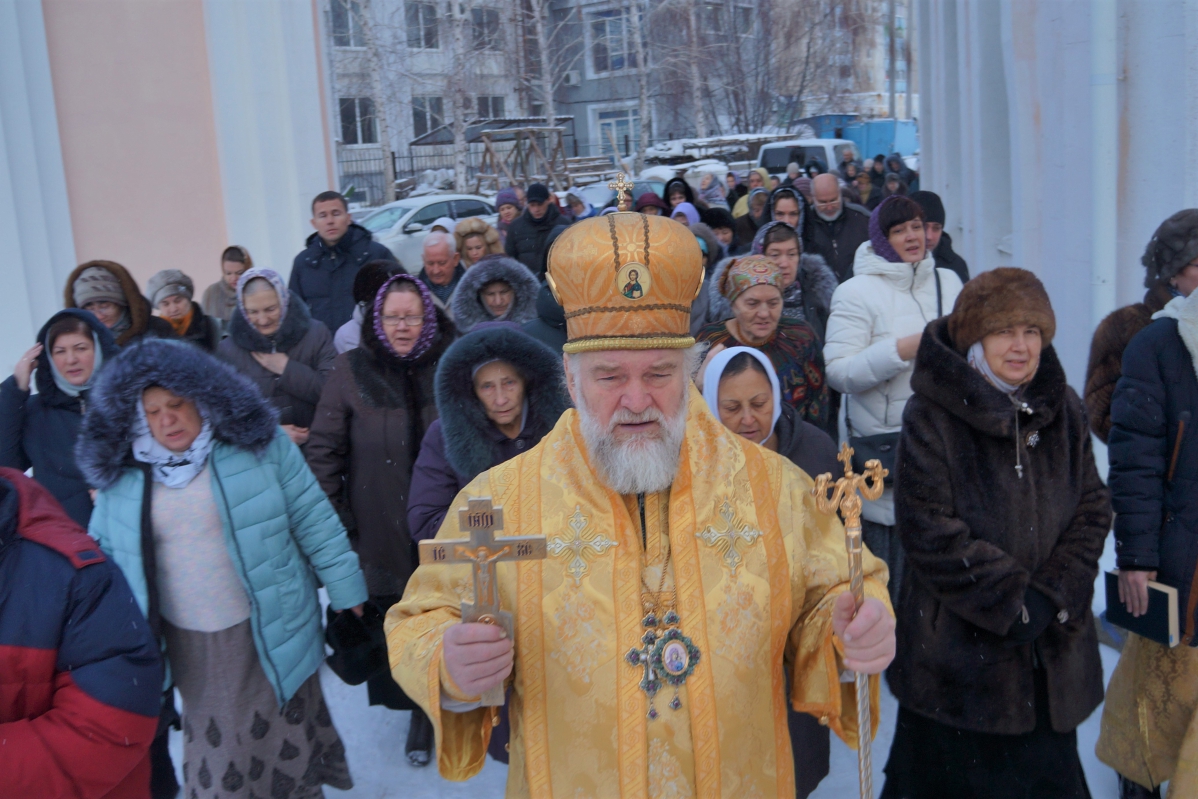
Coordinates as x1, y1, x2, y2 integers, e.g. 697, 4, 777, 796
1005, 587, 1057, 645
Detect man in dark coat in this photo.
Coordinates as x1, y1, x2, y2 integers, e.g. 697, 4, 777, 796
0, 309, 118, 527
1085, 208, 1198, 443
289, 190, 398, 332
0, 467, 162, 797
911, 190, 970, 285
504, 183, 564, 280
804, 173, 872, 283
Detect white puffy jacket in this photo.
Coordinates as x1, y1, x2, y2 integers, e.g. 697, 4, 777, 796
824, 241, 964, 524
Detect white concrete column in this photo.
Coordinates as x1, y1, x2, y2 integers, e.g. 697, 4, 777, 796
203, 0, 337, 280
0, 0, 77, 370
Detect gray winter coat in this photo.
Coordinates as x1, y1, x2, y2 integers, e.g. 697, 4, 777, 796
448, 255, 540, 334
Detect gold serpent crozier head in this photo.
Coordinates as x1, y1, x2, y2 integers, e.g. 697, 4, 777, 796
860, 459, 888, 502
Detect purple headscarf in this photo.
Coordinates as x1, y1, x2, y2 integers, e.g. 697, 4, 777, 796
236, 267, 290, 322
868, 195, 906, 263
671, 202, 700, 227
372, 274, 438, 360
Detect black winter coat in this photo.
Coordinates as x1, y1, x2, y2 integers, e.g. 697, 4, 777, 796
504, 203, 564, 279
803, 204, 871, 284
407, 325, 569, 543
289, 224, 398, 332
305, 309, 455, 597
1109, 316, 1198, 644
522, 284, 567, 353
174, 300, 222, 352
0, 310, 118, 527
932, 232, 970, 285
774, 402, 839, 480
217, 297, 336, 429
889, 317, 1110, 735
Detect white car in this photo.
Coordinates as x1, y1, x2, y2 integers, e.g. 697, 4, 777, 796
357, 194, 498, 272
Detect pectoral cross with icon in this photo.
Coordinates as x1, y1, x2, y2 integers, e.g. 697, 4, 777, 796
418, 497, 547, 705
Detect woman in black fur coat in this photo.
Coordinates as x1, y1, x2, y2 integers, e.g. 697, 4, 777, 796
305, 274, 456, 766
881, 268, 1111, 799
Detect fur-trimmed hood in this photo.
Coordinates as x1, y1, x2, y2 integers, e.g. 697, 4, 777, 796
434, 324, 570, 478
705, 252, 837, 322
63, 260, 157, 348
226, 290, 315, 354
76, 339, 279, 490
449, 255, 540, 334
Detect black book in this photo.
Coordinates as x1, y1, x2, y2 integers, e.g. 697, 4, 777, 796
1104, 570, 1180, 648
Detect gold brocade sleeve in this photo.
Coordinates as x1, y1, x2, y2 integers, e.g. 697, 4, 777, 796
384, 489, 496, 783
784, 476, 893, 747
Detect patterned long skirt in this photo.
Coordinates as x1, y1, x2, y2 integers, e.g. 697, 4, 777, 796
164, 619, 353, 799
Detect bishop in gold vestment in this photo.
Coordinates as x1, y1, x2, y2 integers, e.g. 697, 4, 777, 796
385, 203, 893, 798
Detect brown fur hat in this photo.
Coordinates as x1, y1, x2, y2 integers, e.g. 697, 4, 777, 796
947, 267, 1055, 353
1142, 209, 1198, 289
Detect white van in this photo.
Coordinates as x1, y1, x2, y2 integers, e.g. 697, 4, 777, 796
756, 138, 857, 177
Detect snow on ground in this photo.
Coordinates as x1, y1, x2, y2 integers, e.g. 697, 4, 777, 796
168, 535, 1131, 797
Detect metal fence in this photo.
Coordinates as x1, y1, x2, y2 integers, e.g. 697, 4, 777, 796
337, 136, 650, 208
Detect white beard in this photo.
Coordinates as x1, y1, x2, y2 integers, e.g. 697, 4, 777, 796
576, 393, 688, 495
816, 206, 843, 222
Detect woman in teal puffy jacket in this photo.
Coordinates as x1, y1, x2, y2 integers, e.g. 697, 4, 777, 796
78, 339, 368, 799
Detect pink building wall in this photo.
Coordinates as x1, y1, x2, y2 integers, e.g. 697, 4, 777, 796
42, 0, 229, 292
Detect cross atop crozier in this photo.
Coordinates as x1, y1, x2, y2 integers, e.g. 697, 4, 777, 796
608, 173, 635, 211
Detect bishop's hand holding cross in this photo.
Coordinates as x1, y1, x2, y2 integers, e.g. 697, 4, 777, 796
420, 497, 547, 706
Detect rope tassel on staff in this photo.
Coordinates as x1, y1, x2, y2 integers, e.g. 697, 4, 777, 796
813, 443, 888, 799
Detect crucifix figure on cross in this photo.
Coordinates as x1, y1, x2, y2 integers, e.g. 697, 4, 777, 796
418, 496, 547, 705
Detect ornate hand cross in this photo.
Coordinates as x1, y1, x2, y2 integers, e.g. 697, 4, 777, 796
696, 499, 763, 576
608, 173, 635, 211
547, 506, 617, 584
812, 443, 888, 799
418, 497, 547, 705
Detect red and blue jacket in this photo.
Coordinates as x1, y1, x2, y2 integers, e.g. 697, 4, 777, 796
0, 467, 162, 797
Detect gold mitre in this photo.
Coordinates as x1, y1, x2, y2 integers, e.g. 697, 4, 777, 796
546, 208, 704, 354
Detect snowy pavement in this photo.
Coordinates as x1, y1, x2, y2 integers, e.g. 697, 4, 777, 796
168, 537, 1132, 797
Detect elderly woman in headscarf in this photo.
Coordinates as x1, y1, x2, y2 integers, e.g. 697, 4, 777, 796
696, 255, 828, 428
217, 268, 336, 447
882, 268, 1109, 799
305, 274, 456, 767
79, 339, 367, 799
146, 269, 222, 352
735, 187, 771, 245
700, 345, 838, 798
449, 254, 540, 334
670, 201, 700, 228
64, 260, 176, 347
698, 172, 730, 210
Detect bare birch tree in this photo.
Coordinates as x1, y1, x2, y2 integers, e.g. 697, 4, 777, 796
686, 0, 707, 137
629, 0, 652, 172
356, 0, 396, 201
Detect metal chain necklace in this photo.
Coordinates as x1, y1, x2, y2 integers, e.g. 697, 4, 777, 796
625, 494, 701, 720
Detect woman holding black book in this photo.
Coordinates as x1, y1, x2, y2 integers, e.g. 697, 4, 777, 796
1098, 236, 1198, 799
881, 268, 1110, 798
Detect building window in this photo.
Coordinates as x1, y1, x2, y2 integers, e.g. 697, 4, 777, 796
331, 0, 365, 47
477, 96, 505, 119
471, 7, 501, 51
406, 1, 438, 49
598, 108, 641, 156
589, 9, 638, 74
412, 96, 444, 138
340, 97, 377, 145
530, 101, 545, 118
701, 4, 752, 36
